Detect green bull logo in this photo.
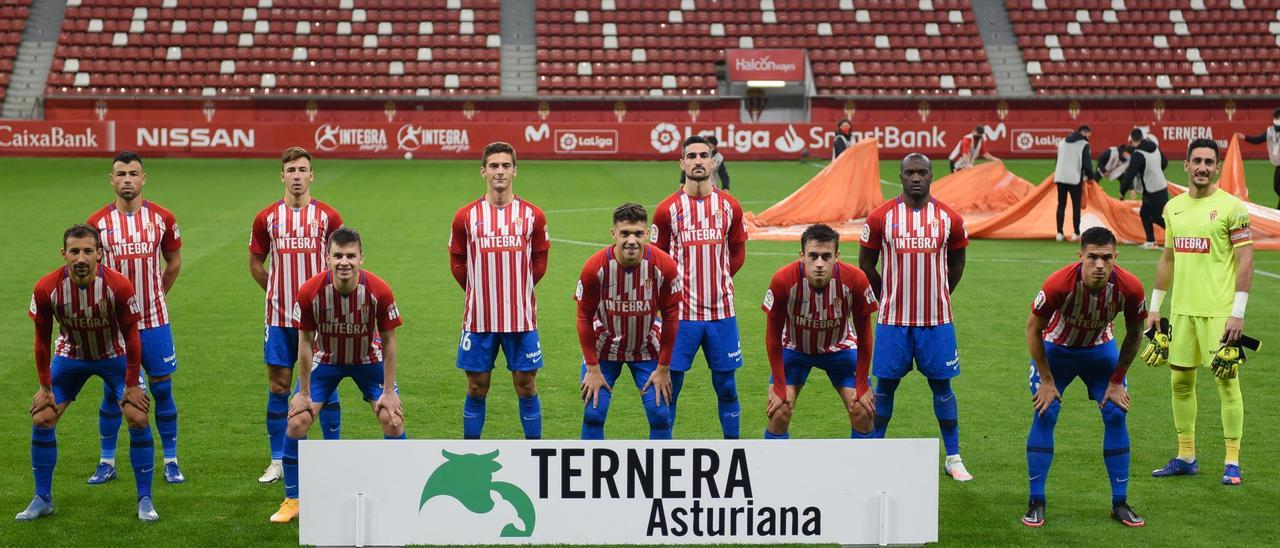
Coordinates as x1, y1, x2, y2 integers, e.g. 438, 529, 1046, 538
419, 450, 536, 537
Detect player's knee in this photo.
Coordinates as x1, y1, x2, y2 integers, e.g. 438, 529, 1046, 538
644, 404, 670, 430
582, 405, 607, 429
711, 372, 738, 401
378, 412, 404, 437
123, 407, 149, 429
513, 373, 538, 397
31, 408, 59, 428
1099, 402, 1126, 426
927, 378, 953, 397
268, 378, 291, 395
287, 413, 313, 437
466, 373, 491, 397
850, 401, 873, 427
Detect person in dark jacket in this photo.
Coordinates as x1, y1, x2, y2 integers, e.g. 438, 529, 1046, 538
1234, 107, 1280, 208
1052, 125, 1099, 241
1120, 129, 1170, 249
832, 118, 854, 160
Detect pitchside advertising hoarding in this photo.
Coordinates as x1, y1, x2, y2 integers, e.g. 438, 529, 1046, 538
298, 439, 939, 546
0, 119, 1267, 160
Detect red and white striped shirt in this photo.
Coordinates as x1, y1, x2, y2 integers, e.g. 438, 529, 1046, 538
762, 261, 878, 354
1033, 263, 1146, 347
449, 197, 550, 333
861, 197, 968, 326
575, 246, 684, 365
293, 270, 402, 365
88, 201, 181, 330
30, 265, 141, 361
651, 189, 747, 321
249, 199, 343, 327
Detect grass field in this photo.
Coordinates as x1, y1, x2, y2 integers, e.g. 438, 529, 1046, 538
0, 155, 1277, 547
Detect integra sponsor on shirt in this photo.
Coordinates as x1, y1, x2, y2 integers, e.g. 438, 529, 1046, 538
1174, 237, 1210, 253
680, 227, 725, 245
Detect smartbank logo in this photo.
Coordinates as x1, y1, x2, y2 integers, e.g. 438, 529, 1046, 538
555, 129, 617, 153
0, 124, 101, 148
314, 124, 387, 152
733, 56, 798, 74
136, 127, 253, 148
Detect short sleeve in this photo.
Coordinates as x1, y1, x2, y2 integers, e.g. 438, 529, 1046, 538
249, 210, 271, 255
1123, 283, 1147, 324
848, 269, 879, 317
860, 210, 883, 250
1162, 206, 1175, 248
1031, 280, 1064, 319
112, 276, 142, 326
946, 209, 969, 250
727, 198, 748, 245
293, 297, 316, 331
650, 201, 672, 252
1228, 202, 1253, 248
161, 210, 182, 253
28, 285, 49, 322
531, 208, 551, 252
659, 255, 684, 306
377, 289, 403, 332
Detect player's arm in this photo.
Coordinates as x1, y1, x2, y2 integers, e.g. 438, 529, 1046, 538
290, 328, 317, 418
531, 210, 551, 285
1236, 130, 1268, 145
249, 252, 269, 290
1119, 151, 1145, 192
30, 306, 55, 415
1103, 311, 1145, 412
1224, 243, 1254, 344
448, 210, 469, 289
1146, 247, 1174, 331
650, 207, 672, 253
644, 270, 681, 406
851, 305, 875, 406
161, 248, 182, 293
728, 200, 748, 276
248, 213, 270, 291
574, 270, 610, 407
859, 215, 884, 299
375, 328, 403, 427
761, 280, 790, 415
1026, 312, 1058, 416
946, 247, 966, 293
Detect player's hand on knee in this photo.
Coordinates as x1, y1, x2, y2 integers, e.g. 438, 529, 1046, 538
376, 392, 403, 425
1032, 384, 1060, 416
580, 366, 611, 408
1211, 345, 1244, 380
853, 386, 875, 415
29, 387, 56, 416
120, 385, 150, 414
288, 392, 315, 420
1100, 383, 1129, 412
644, 366, 672, 407
765, 385, 790, 418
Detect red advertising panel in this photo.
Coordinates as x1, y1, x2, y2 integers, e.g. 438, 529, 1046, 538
725, 49, 806, 82
0, 120, 112, 155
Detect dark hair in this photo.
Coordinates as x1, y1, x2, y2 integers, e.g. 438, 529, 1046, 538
1129, 128, 1145, 142
328, 226, 363, 253
1272, 107, 1280, 118
1077, 125, 1092, 133
482, 141, 516, 166
973, 125, 985, 134
706, 136, 719, 147
1079, 226, 1116, 249
281, 146, 312, 168
837, 118, 852, 128
682, 135, 712, 154
63, 223, 102, 249
112, 151, 143, 167
1186, 138, 1220, 161
800, 223, 840, 252
612, 202, 648, 225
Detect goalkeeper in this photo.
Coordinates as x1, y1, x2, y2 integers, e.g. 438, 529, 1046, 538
1144, 138, 1255, 486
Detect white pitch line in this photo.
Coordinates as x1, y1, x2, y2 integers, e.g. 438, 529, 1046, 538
1256, 268, 1280, 280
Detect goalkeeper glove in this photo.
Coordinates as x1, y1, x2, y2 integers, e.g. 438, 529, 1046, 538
1141, 317, 1171, 367
1211, 345, 1244, 380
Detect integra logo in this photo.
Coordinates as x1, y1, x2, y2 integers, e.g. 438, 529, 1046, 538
136, 127, 254, 148
314, 124, 388, 152
397, 124, 470, 152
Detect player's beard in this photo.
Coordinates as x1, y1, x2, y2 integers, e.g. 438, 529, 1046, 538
685, 169, 710, 183
72, 261, 92, 278
116, 188, 138, 201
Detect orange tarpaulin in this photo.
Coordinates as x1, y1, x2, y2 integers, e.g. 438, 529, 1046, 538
1217, 134, 1250, 200
929, 161, 1035, 214
745, 137, 885, 241
967, 177, 1158, 243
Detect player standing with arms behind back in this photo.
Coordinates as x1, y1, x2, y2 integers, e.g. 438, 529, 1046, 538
249, 147, 345, 484
19, 224, 157, 522
762, 224, 878, 440
1021, 227, 1146, 528
576, 203, 682, 439
1145, 138, 1255, 486
87, 152, 186, 484
860, 153, 973, 481
651, 135, 748, 439
449, 142, 549, 440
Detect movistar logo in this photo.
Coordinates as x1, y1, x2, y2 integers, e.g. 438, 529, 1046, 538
419, 450, 536, 537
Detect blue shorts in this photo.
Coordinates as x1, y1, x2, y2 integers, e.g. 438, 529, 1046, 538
51, 355, 127, 406
310, 363, 397, 403
139, 324, 178, 377
670, 318, 744, 372
777, 348, 858, 388
456, 330, 544, 372
580, 359, 659, 389
264, 325, 299, 368
1029, 340, 1124, 402
872, 323, 960, 380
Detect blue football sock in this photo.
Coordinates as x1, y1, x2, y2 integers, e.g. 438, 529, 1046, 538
150, 379, 178, 460
283, 435, 302, 499
1100, 402, 1131, 505
581, 385, 612, 440
319, 393, 342, 440
873, 377, 901, 438
384, 431, 407, 440
851, 428, 874, 439
99, 385, 122, 461
668, 371, 686, 433
764, 430, 790, 440
32, 426, 57, 500
711, 370, 740, 439
1027, 400, 1060, 504
640, 381, 672, 440
929, 379, 961, 455
462, 395, 486, 439
518, 395, 542, 440
267, 391, 288, 460
128, 426, 154, 500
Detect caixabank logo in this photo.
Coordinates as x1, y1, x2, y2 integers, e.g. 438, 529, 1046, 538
418, 450, 536, 537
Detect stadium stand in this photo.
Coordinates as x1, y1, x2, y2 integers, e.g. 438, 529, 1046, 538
1009, 0, 1280, 96
535, 0, 997, 97
45, 0, 503, 97
0, 0, 31, 102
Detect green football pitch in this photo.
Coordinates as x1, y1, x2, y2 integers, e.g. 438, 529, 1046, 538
0, 156, 1276, 547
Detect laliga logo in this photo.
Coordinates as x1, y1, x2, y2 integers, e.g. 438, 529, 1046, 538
1015, 132, 1034, 151
650, 123, 682, 154
398, 123, 424, 151
314, 123, 341, 152
774, 125, 805, 153
558, 132, 578, 151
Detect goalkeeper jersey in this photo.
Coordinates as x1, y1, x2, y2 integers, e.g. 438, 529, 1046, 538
1162, 188, 1252, 317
